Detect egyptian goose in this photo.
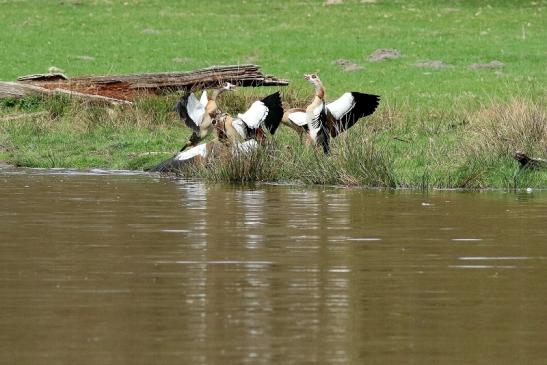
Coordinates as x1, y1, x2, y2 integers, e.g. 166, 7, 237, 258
213, 92, 283, 145
149, 139, 260, 173
175, 82, 236, 151
284, 74, 380, 154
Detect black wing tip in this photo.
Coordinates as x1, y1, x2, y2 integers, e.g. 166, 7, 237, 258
351, 91, 380, 103
351, 92, 381, 115
147, 156, 188, 173
260, 92, 284, 135
261, 91, 282, 105
175, 94, 190, 122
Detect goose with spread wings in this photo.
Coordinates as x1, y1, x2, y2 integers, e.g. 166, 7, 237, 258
283, 74, 380, 154
175, 82, 235, 151
214, 92, 283, 145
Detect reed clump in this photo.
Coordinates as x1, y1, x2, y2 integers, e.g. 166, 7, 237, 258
465, 99, 547, 157
189, 143, 281, 183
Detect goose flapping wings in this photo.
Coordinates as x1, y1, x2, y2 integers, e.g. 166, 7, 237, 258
175, 90, 208, 135
231, 92, 283, 140
307, 101, 330, 154
326, 92, 380, 137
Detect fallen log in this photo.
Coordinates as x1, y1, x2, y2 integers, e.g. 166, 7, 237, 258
15, 64, 288, 101
0, 82, 50, 99
0, 81, 131, 106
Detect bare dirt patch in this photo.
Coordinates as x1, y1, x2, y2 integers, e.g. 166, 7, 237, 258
368, 49, 401, 62
141, 28, 160, 35
71, 55, 95, 61
172, 57, 192, 63
469, 60, 505, 69
332, 59, 363, 72
415, 60, 453, 69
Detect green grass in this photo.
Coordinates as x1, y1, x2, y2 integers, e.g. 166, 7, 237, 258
0, 0, 546, 189
1, 0, 546, 104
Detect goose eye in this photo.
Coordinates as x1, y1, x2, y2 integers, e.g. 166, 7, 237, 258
311, 75, 317, 79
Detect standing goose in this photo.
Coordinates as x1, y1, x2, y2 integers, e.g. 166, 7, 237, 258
214, 92, 283, 145
176, 82, 236, 151
285, 74, 380, 154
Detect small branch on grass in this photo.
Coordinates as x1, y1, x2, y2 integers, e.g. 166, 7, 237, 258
51, 88, 132, 106
514, 152, 547, 170
393, 136, 410, 143
0, 81, 131, 106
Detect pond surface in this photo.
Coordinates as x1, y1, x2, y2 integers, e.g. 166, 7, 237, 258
1, 167, 546, 364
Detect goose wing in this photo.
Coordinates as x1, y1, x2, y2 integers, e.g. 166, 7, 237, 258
149, 142, 210, 173
308, 101, 327, 131
232, 139, 259, 155
326, 92, 380, 137
237, 92, 283, 134
175, 92, 206, 133
199, 90, 208, 107
287, 110, 308, 127
231, 118, 248, 140
174, 142, 209, 161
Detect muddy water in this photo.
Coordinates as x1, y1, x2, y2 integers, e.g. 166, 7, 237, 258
1, 167, 546, 365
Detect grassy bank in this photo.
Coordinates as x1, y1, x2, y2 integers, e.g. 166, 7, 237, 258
0, 0, 546, 188
1, 93, 545, 189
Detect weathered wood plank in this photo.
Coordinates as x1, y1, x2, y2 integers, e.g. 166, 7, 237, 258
0, 82, 49, 99
0, 81, 132, 106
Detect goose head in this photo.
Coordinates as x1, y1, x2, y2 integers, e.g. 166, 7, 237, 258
304, 73, 321, 85
304, 73, 324, 97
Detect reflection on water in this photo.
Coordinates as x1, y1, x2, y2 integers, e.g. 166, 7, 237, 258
1, 167, 547, 364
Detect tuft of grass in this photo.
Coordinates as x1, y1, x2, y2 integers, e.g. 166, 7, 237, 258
190, 143, 281, 184
466, 99, 547, 157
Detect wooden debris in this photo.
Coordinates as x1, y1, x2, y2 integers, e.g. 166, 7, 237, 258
0, 81, 131, 106
17, 73, 68, 82
16, 64, 289, 101
0, 82, 50, 99
514, 152, 547, 170
51, 88, 132, 105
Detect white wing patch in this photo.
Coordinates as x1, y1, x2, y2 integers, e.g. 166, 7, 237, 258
327, 92, 355, 120
232, 139, 259, 154
231, 118, 247, 139
288, 111, 307, 126
308, 102, 324, 130
174, 142, 208, 161
187, 92, 206, 126
238, 101, 268, 129
307, 102, 325, 142
199, 90, 208, 107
